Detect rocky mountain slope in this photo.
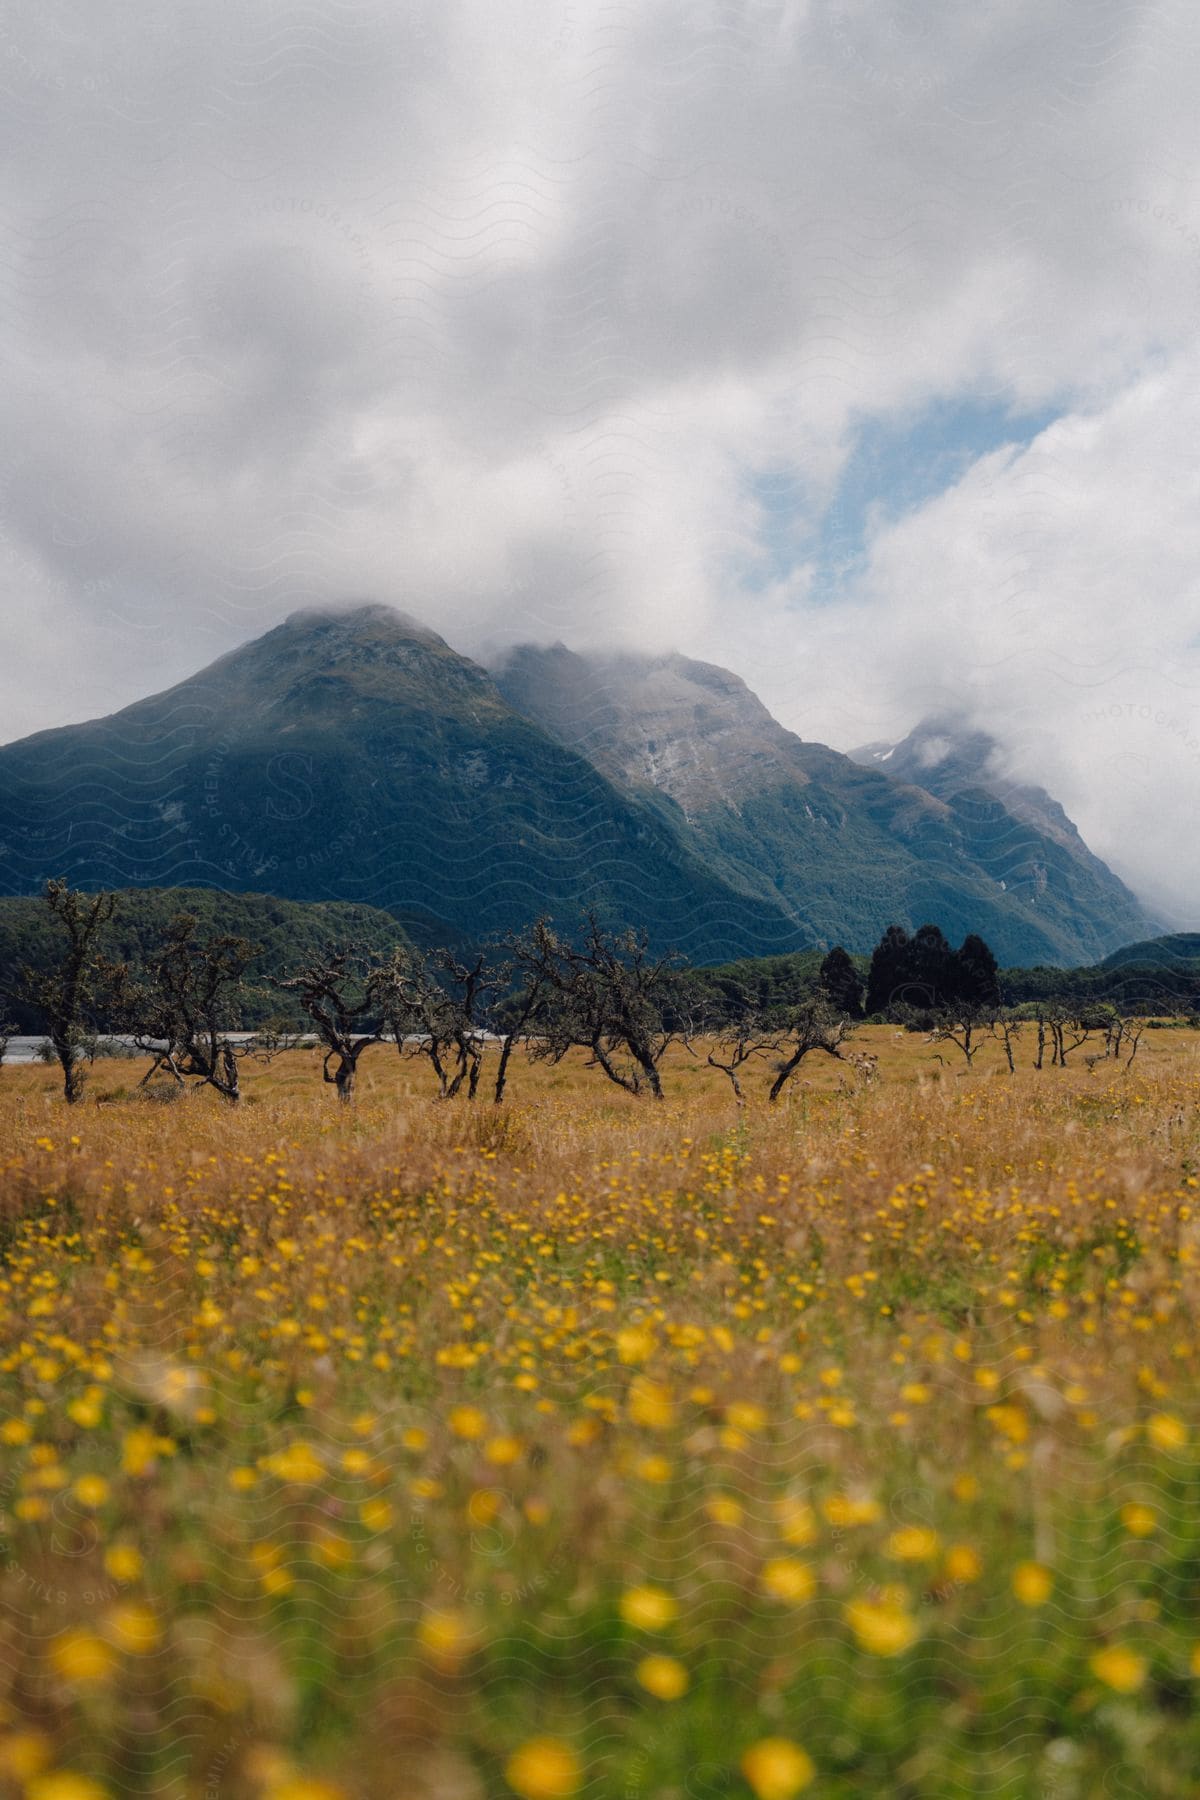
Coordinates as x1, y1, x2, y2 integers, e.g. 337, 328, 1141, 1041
494, 645, 1155, 964
853, 718, 1102, 857
850, 718, 1154, 947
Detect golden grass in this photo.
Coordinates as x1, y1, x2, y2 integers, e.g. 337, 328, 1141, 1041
1, 1027, 1199, 1798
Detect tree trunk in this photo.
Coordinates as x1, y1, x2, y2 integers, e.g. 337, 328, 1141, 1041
443, 1045, 467, 1099
590, 1035, 640, 1095
493, 1033, 516, 1104
336, 1061, 355, 1104
637, 1055, 664, 1100
769, 1038, 844, 1102
216, 1042, 240, 1105
62, 1055, 85, 1104
769, 1045, 806, 1104
625, 1031, 665, 1100
425, 1040, 451, 1098
707, 1054, 744, 1102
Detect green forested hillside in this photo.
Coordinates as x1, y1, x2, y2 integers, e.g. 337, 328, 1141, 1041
0, 888, 408, 1031
1096, 933, 1200, 970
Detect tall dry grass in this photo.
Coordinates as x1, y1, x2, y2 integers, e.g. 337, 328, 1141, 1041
0, 1028, 1198, 1797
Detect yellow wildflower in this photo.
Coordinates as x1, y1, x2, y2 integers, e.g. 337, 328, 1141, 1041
72, 1474, 110, 1509
261, 1442, 324, 1485
616, 1325, 655, 1366
726, 1401, 767, 1433
1120, 1502, 1157, 1538
27, 1776, 111, 1800
886, 1526, 941, 1563
635, 1654, 689, 1699
619, 1586, 679, 1631
822, 1493, 881, 1528
1012, 1562, 1053, 1608
263, 1782, 347, 1800
1146, 1413, 1187, 1452
944, 1545, 982, 1584
0, 1731, 53, 1778
844, 1594, 919, 1657
448, 1405, 487, 1440
1090, 1645, 1147, 1693
740, 1738, 816, 1800
416, 1607, 479, 1673
49, 1630, 118, 1686
759, 1558, 815, 1604
105, 1604, 161, 1654
504, 1737, 582, 1800
627, 1376, 675, 1430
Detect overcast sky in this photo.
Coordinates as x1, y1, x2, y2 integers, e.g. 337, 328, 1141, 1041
3, 1, 1200, 921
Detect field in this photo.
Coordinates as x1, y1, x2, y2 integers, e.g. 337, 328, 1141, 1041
1, 1028, 1200, 1799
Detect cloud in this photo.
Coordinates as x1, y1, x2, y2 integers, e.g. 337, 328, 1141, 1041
0, 0, 1197, 914
757, 357, 1200, 920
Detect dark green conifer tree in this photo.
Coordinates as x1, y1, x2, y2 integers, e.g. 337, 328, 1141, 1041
819, 944, 864, 1018
955, 932, 1001, 1007
865, 924, 910, 1016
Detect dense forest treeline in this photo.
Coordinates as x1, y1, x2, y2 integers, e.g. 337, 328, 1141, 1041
680, 934, 1200, 1024
3, 890, 1196, 1032
2, 884, 1195, 1109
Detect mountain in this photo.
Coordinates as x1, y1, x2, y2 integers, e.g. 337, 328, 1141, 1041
0, 605, 799, 964
853, 717, 1099, 857
849, 718, 1155, 953
494, 645, 1155, 965
0, 606, 1155, 967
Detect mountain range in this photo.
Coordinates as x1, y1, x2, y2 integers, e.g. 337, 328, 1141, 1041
0, 603, 1156, 966
493, 644, 1154, 962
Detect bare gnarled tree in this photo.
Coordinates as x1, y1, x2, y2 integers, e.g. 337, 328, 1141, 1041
380, 946, 503, 1101
511, 914, 681, 1100
12, 881, 117, 1103
124, 914, 264, 1105
707, 1016, 780, 1104
274, 947, 391, 1103
768, 997, 853, 1103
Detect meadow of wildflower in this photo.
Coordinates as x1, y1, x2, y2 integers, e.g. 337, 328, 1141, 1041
1, 1027, 1199, 1799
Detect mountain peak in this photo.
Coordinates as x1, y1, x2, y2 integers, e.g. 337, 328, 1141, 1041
277, 601, 448, 648
848, 716, 1160, 941
172, 599, 502, 726
854, 715, 996, 781
494, 641, 787, 812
